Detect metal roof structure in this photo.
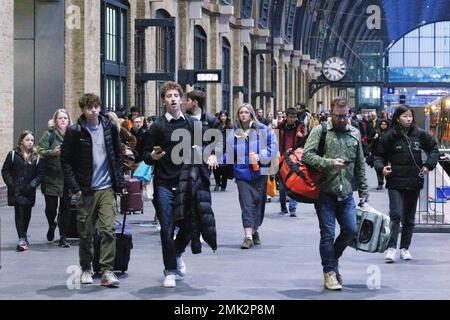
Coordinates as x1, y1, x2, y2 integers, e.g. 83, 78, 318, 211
291, 0, 450, 64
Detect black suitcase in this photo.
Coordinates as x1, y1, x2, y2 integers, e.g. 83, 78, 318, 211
93, 209, 133, 274
66, 203, 79, 239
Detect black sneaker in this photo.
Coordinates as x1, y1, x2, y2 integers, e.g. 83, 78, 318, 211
58, 237, 70, 248
280, 207, 288, 214
220, 187, 226, 191
252, 231, 261, 245
214, 186, 220, 192
47, 224, 57, 241
376, 184, 383, 190
289, 212, 297, 217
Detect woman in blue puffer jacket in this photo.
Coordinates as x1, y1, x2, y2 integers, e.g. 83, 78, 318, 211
226, 103, 278, 250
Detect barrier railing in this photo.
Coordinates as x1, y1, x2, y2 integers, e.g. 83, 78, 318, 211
416, 149, 450, 232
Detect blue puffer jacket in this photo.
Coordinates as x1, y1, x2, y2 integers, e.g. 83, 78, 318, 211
226, 122, 277, 182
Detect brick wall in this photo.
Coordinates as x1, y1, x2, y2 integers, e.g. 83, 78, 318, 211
0, 0, 14, 205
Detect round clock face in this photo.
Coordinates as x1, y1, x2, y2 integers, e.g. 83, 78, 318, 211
322, 57, 347, 81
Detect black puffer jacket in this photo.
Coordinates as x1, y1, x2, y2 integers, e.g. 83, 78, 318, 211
374, 125, 439, 190
173, 164, 217, 254
61, 113, 125, 194
2, 149, 44, 207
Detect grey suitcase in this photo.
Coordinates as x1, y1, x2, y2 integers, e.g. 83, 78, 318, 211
350, 204, 390, 253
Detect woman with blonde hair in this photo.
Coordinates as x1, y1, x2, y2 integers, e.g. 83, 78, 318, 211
227, 103, 277, 249
2, 130, 44, 251
37, 108, 72, 247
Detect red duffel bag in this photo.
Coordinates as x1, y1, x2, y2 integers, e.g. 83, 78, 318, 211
276, 123, 327, 203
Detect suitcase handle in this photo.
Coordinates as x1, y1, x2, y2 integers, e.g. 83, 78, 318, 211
116, 194, 127, 235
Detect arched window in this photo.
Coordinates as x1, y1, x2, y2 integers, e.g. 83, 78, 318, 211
194, 25, 207, 92
222, 37, 231, 112
243, 46, 250, 102
101, 0, 128, 112
388, 21, 450, 82
259, 55, 265, 109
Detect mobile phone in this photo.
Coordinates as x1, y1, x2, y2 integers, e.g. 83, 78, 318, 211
153, 146, 163, 153
343, 160, 352, 165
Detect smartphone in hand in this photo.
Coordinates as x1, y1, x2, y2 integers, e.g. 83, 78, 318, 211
153, 146, 163, 154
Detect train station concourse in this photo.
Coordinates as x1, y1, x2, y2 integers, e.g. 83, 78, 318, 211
1, 0, 450, 308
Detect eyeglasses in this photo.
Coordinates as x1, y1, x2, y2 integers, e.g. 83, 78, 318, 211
331, 114, 348, 120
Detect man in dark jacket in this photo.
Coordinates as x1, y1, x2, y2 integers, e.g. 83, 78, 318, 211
130, 115, 147, 162
179, 89, 219, 253
277, 107, 306, 216
61, 93, 125, 288
143, 82, 217, 288
183, 89, 222, 167
256, 108, 268, 125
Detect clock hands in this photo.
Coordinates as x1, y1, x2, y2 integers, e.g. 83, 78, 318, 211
327, 67, 345, 75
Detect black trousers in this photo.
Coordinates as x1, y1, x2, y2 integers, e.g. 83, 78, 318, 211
44, 188, 71, 238
14, 205, 32, 239
376, 169, 385, 186
213, 166, 228, 189
388, 189, 420, 250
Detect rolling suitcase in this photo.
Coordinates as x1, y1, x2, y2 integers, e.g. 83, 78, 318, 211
350, 203, 390, 253
93, 207, 133, 274
121, 178, 143, 214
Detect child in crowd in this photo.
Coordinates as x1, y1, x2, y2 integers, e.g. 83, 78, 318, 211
2, 130, 44, 251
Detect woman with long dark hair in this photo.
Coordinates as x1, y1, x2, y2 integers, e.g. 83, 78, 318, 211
213, 111, 233, 191
2, 130, 44, 251
374, 105, 439, 262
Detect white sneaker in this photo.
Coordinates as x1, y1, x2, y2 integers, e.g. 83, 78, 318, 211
163, 274, 176, 288
385, 248, 396, 263
400, 248, 412, 260
80, 270, 94, 284
101, 270, 120, 287
176, 255, 186, 280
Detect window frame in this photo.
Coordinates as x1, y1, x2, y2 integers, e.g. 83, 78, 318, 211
194, 25, 208, 93
101, 0, 128, 112
222, 37, 231, 113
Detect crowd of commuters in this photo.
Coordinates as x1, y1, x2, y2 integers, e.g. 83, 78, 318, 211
1, 81, 439, 291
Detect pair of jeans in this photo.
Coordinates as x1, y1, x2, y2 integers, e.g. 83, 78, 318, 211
77, 188, 116, 272
314, 192, 357, 273
44, 188, 71, 238
278, 178, 297, 212
155, 185, 188, 274
14, 205, 32, 239
387, 189, 420, 250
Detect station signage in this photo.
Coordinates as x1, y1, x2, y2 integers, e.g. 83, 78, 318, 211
178, 69, 221, 85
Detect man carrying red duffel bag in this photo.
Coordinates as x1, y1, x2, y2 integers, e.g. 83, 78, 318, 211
302, 97, 368, 291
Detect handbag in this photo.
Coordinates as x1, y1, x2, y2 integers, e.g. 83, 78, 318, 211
142, 181, 153, 202
133, 161, 153, 182
266, 176, 277, 197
